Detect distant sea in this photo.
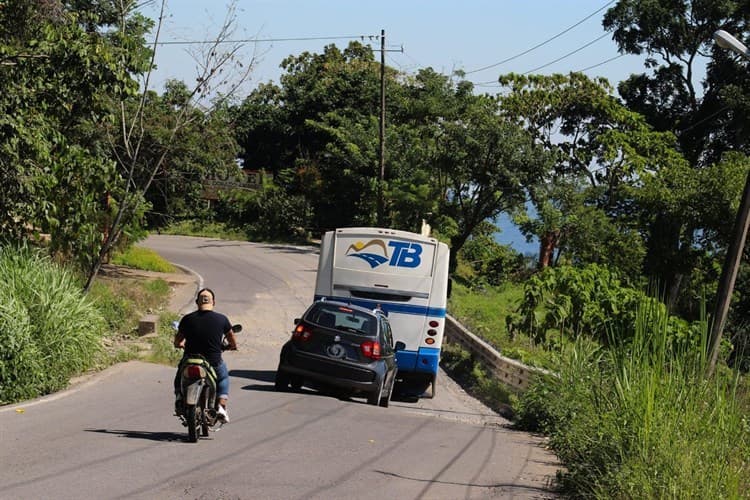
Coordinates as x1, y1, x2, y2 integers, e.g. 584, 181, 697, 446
494, 213, 538, 257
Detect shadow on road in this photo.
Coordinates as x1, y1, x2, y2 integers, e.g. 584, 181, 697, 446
230, 369, 276, 383
239, 383, 278, 392
85, 428, 188, 442
258, 244, 319, 256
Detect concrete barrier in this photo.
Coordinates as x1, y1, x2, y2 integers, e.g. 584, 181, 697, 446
444, 314, 551, 392
138, 314, 159, 336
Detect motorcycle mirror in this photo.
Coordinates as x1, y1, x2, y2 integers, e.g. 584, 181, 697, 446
231, 324, 242, 333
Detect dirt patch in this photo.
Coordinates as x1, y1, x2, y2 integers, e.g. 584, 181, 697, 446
98, 263, 199, 315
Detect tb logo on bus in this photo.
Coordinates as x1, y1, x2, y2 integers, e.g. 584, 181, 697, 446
346, 239, 422, 269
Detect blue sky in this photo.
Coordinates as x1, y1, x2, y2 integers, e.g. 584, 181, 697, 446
139, 0, 655, 255
141, 0, 649, 97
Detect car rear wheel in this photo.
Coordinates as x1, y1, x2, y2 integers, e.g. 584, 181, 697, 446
274, 368, 290, 391
367, 378, 383, 406
379, 384, 392, 408
379, 370, 396, 408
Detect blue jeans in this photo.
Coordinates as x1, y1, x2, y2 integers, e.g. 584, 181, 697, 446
213, 360, 229, 400
174, 358, 230, 402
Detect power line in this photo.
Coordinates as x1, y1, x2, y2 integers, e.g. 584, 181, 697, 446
149, 34, 379, 45
678, 105, 731, 134
387, 53, 407, 71
523, 33, 609, 74
576, 53, 624, 73
464, 0, 616, 75
467, 51, 625, 88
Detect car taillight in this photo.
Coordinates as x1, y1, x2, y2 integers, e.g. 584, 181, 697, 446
292, 324, 313, 342
429, 320, 439, 328
184, 365, 205, 379
361, 340, 381, 359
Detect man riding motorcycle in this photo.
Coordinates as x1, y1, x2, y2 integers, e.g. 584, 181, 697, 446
173, 287, 237, 423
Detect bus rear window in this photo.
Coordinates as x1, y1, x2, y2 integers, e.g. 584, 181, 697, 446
350, 290, 412, 302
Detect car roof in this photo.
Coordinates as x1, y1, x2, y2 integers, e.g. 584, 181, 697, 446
311, 299, 384, 318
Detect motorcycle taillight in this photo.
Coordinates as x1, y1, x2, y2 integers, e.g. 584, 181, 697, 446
184, 365, 205, 379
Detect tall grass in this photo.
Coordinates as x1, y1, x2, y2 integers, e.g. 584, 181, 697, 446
0, 245, 105, 403
447, 282, 556, 369
514, 297, 749, 498
111, 246, 176, 273
88, 276, 172, 353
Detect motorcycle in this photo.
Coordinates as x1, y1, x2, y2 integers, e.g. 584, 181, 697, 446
174, 323, 242, 442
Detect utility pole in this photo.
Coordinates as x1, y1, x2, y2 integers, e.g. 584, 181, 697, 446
707, 30, 750, 377
707, 171, 750, 376
378, 29, 386, 226
372, 30, 402, 226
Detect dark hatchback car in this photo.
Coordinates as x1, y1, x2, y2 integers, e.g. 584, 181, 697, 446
274, 300, 404, 407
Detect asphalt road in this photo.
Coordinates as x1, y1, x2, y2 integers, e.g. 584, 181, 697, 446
0, 235, 560, 499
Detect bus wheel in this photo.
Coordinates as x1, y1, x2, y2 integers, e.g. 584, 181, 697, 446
427, 375, 437, 399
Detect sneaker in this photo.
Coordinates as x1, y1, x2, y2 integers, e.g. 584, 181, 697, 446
216, 405, 230, 424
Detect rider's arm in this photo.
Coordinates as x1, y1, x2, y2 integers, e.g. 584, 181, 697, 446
224, 329, 238, 350
174, 330, 186, 349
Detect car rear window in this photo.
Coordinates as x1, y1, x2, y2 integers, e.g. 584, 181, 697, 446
308, 304, 376, 335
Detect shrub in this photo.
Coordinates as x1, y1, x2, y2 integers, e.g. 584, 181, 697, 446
509, 264, 705, 350
218, 183, 311, 242
456, 224, 527, 288
0, 245, 105, 403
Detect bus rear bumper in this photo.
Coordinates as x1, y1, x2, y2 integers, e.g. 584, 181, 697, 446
396, 347, 440, 375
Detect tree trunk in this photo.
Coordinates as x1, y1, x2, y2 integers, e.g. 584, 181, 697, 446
537, 230, 559, 269
666, 273, 683, 313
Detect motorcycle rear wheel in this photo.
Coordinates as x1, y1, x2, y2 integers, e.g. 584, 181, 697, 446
186, 405, 198, 443
200, 391, 210, 437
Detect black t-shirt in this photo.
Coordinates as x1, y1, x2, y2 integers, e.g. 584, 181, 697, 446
178, 310, 232, 366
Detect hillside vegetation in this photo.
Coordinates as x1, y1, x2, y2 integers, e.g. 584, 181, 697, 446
3, 1, 750, 497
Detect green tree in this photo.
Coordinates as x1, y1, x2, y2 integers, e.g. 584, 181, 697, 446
603, 0, 750, 320
433, 91, 550, 271
120, 81, 241, 230
603, 0, 749, 165
498, 72, 682, 283
233, 42, 388, 231
386, 70, 472, 233
0, 0, 144, 267
82, 0, 255, 291
456, 220, 527, 287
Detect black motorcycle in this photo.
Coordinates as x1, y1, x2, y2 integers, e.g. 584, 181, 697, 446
175, 324, 242, 442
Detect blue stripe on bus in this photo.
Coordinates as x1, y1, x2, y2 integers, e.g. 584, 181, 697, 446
314, 294, 446, 317
396, 348, 440, 375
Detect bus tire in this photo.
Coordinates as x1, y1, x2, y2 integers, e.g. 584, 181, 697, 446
427, 375, 437, 399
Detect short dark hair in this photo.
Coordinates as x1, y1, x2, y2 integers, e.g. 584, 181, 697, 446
196, 288, 215, 304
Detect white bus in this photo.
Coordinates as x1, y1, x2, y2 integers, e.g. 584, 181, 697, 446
314, 227, 450, 398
